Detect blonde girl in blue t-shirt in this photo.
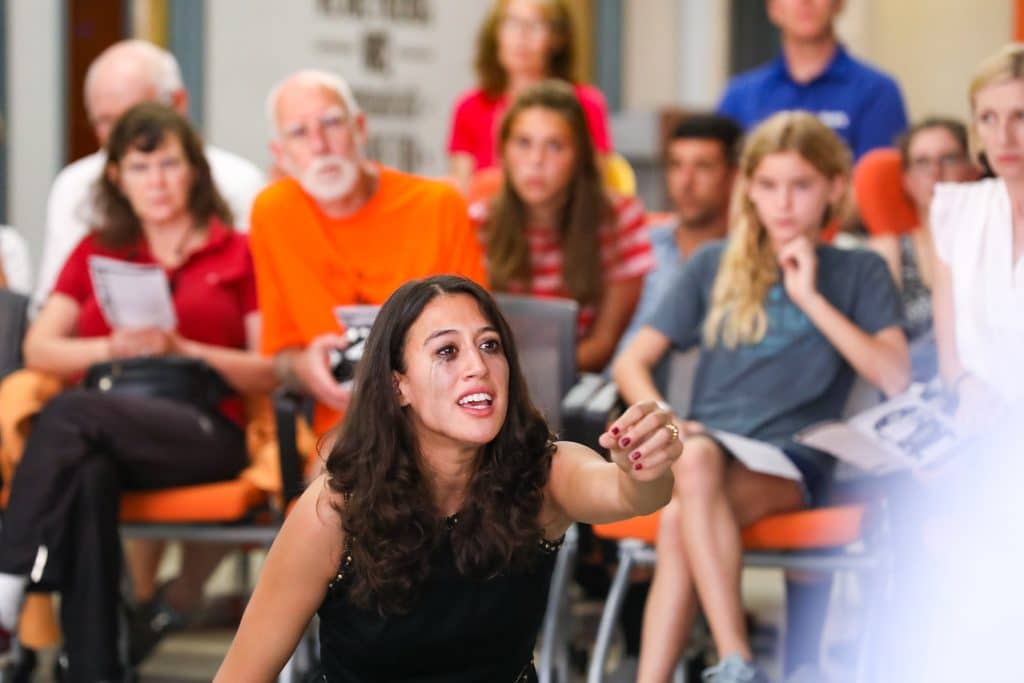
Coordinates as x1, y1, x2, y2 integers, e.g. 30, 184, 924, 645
613, 111, 911, 682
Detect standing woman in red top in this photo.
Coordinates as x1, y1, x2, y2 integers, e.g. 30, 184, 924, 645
448, 0, 613, 193
476, 80, 652, 372
0, 103, 275, 679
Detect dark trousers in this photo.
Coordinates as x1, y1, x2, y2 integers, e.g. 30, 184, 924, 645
0, 390, 247, 682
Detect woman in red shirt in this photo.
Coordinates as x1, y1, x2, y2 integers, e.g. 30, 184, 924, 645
476, 80, 652, 372
0, 103, 274, 679
448, 0, 613, 193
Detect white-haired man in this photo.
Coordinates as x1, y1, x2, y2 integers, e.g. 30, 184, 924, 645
33, 39, 265, 308
251, 69, 486, 438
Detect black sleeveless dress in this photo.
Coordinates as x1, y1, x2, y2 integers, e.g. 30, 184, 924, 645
317, 517, 563, 682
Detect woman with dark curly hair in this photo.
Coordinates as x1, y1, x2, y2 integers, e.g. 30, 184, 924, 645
216, 274, 681, 682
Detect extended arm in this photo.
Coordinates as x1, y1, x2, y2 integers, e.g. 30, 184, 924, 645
542, 402, 680, 537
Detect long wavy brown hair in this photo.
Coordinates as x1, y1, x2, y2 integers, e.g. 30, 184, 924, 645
94, 102, 232, 248
475, 0, 578, 97
703, 111, 851, 348
485, 80, 610, 306
325, 275, 556, 616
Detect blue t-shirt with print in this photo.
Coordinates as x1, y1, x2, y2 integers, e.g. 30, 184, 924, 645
644, 241, 903, 448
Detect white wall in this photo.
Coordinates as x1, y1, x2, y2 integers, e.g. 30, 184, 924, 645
205, 0, 491, 176
621, 0, 730, 110
676, 0, 730, 109
622, 0, 680, 111
852, 0, 1014, 121
6, 0, 63, 271
835, 0, 1013, 120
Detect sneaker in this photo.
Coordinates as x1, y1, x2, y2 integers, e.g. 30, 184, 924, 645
701, 653, 768, 683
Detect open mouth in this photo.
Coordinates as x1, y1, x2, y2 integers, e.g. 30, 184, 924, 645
457, 392, 494, 412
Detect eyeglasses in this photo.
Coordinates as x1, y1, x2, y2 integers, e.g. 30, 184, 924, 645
908, 153, 969, 174
499, 14, 552, 38
280, 109, 351, 146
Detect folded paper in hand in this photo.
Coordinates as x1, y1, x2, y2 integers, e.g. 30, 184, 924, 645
795, 382, 959, 473
88, 255, 177, 331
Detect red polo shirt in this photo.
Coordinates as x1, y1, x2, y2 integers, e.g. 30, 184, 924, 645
53, 219, 257, 425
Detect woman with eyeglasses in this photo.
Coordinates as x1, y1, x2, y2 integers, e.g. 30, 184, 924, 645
0, 103, 275, 679
446, 0, 612, 193
865, 119, 978, 343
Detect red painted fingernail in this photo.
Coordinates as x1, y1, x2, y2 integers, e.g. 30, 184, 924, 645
620, 437, 631, 448
630, 451, 641, 461
611, 426, 620, 435
634, 463, 643, 471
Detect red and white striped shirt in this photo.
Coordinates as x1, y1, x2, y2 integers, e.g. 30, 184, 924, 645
475, 195, 655, 337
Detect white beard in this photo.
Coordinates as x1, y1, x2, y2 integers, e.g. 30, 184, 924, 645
293, 155, 360, 202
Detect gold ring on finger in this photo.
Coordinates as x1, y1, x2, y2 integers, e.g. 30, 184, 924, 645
664, 423, 680, 441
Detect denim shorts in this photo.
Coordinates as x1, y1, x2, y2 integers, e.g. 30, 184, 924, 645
704, 434, 834, 508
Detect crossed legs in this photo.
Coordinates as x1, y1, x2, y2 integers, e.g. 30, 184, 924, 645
636, 435, 805, 683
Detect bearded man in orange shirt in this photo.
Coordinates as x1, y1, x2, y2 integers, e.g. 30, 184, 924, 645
252, 70, 487, 435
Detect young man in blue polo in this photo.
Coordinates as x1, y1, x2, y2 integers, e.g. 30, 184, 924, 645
718, 0, 907, 160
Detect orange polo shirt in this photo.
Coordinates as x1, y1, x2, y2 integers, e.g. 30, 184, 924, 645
250, 165, 487, 435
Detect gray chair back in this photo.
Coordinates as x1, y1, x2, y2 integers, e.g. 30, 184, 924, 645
494, 293, 578, 432
0, 289, 29, 381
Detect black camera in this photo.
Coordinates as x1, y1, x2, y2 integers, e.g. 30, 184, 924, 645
329, 326, 370, 384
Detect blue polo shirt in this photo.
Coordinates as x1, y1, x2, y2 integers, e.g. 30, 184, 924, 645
717, 44, 908, 160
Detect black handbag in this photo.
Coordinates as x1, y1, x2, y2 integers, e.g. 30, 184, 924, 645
82, 356, 234, 411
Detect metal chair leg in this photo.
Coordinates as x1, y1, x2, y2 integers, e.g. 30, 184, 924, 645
278, 649, 298, 683
538, 524, 577, 683
586, 540, 640, 683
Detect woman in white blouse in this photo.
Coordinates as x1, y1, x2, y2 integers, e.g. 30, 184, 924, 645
932, 43, 1024, 424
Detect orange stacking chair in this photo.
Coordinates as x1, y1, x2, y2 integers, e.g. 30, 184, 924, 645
853, 148, 919, 238
586, 505, 877, 681
119, 390, 308, 546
